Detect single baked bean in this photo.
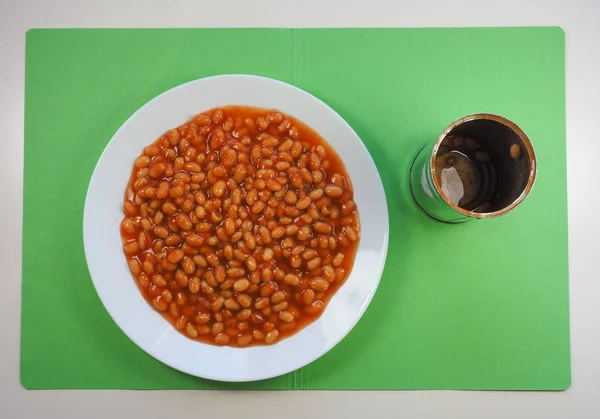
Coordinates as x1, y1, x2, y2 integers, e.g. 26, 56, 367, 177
129, 259, 142, 275
271, 290, 286, 304
265, 329, 279, 344
233, 164, 247, 183
140, 218, 152, 232
153, 296, 168, 311
306, 257, 321, 271
170, 183, 185, 198
151, 275, 166, 288
302, 248, 318, 261
313, 170, 324, 183
310, 277, 329, 291
133, 178, 148, 192
138, 273, 150, 288
271, 226, 286, 239
279, 311, 295, 323
174, 213, 191, 231
222, 217, 235, 236
283, 274, 300, 286
194, 114, 211, 126
194, 324, 209, 335
328, 236, 337, 250
237, 309, 252, 321
148, 162, 167, 178
280, 320, 297, 332
162, 201, 178, 216
281, 237, 294, 249
251, 201, 265, 214
200, 280, 214, 295
169, 302, 180, 318
233, 278, 250, 292
304, 300, 324, 315
188, 277, 200, 293
309, 188, 324, 200
332, 253, 344, 267
252, 329, 265, 341
296, 226, 311, 241
175, 270, 188, 287
308, 205, 321, 221
135, 155, 151, 168
185, 234, 202, 248
237, 334, 253, 346
307, 153, 320, 170
301, 289, 316, 305
227, 267, 246, 278
206, 253, 219, 267
255, 297, 269, 310
290, 172, 304, 189
221, 278, 235, 290
184, 322, 198, 338
262, 248, 274, 262
510, 143, 522, 159
261, 136, 278, 148
290, 254, 302, 268
243, 232, 256, 249
163, 260, 178, 271
313, 222, 332, 234
121, 218, 136, 234
323, 265, 335, 282
296, 196, 312, 210
256, 226, 271, 244
174, 315, 188, 330
196, 312, 211, 324
266, 179, 282, 192
210, 322, 225, 335
245, 256, 257, 271
211, 296, 225, 311
286, 225, 299, 236
214, 333, 230, 345
181, 256, 196, 275
237, 293, 252, 308
142, 261, 155, 275
245, 188, 258, 206
283, 190, 297, 205
212, 180, 226, 197
190, 255, 207, 269
335, 268, 346, 282
324, 184, 343, 197
221, 149, 237, 167
345, 226, 358, 242
216, 266, 227, 283
168, 249, 184, 264
124, 241, 140, 255
274, 268, 285, 282
291, 245, 305, 256
224, 298, 240, 311
338, 233, 350, 247
273, 301, 288, 312
123, 201, 137, 217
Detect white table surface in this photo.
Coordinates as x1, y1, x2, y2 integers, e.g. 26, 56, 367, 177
2, 0, 599, 417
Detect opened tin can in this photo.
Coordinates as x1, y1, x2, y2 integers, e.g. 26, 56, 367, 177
409, 114, 537, 223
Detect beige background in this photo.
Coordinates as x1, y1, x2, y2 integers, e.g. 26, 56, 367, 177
2, 0, 599, 417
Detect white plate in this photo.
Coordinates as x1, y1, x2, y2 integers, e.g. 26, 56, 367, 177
83, 74, 389, 382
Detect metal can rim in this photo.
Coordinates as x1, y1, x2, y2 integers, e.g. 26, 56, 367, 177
429, 113, 537, 219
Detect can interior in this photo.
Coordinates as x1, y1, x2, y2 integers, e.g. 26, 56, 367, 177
439, 119, 533, 213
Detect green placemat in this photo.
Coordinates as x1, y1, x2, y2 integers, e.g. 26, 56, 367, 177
22, 28, 570, 390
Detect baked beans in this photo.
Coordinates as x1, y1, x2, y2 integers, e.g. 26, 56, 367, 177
120, 106, 360, 347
